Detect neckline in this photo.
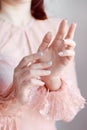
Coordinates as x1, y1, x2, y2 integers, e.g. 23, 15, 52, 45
0, 15, 36, 30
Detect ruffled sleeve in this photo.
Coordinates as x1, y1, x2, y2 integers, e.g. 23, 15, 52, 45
0, 91, 22, 129
27, 59, 86, 122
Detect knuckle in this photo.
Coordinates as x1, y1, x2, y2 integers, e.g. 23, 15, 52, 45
59, 31, 65, 35
43, 38, 49, 43
67, 34, 71, 38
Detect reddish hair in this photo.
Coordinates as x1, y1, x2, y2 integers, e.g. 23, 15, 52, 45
31, 0, 47, 20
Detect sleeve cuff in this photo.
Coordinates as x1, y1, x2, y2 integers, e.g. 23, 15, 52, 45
27, 78, 86, 121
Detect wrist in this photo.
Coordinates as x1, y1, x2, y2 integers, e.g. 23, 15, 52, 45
42, 76, 62, 91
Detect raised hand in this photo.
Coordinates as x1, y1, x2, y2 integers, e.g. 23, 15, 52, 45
38, 19, 76, 77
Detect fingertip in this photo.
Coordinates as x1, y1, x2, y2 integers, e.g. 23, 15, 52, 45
46, 32, 52, 39
74, 23, 77, 29
71, 23, 77, 29
43, 32, 52, 44
73, 22, 77, 25
62, 19, 68, 24
64, 19, 68, 23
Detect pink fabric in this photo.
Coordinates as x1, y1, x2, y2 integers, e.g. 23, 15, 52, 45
0, 17, 86, 130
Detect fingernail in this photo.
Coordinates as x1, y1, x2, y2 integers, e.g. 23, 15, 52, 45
64, 39, 76, 46
47, 32, 52, 38
47, 61, 52, 65
62, 19, 67, 24
38, 51, 43, 56
73, 23, 77, 27
47, 70, 51, 74
41, 82, 45, 85
58, 51, 64, 56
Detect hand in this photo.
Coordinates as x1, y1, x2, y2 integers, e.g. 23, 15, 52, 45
37, 20, 76, 90
13, 53, 52, 104
38, 19, 76, 76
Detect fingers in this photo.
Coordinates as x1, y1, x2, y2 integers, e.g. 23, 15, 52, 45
65, 23, 77, 40
18, 60, 52, 77
38, 32, 52, 52
63, 39, 76, 49
64, 39, 76, 46
53, 20, 76, 51
19, 62, 52, 82
30, 61, 52, 69
55, 20, 67, 40
29, 69, 51, 76
21, 78, 45, 87
18, 67, 51, 80
58, 50, 75, 57
17, 53, 41, 69
30, 78, 45, 86
19, 69, 51, 82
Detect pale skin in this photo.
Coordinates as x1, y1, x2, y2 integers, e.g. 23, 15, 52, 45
1, 0, 76, 104
38, 20, 76, 90
13, 54, 52, 104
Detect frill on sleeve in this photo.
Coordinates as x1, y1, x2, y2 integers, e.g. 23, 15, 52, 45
0, 114, 19, 130
0, 89, 22, 130
27, 78, 86, 122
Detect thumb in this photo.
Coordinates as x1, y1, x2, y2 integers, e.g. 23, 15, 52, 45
38, 32, 52, 52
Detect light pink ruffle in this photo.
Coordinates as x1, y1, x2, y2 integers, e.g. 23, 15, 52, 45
0, 115, 17, 130
27, 78, 86, 121
0, 98, 22, 130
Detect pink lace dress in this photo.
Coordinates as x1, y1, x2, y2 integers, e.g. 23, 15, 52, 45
0, 17, 85, 130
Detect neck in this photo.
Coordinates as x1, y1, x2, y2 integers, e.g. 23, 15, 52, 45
0, 1, 33, 26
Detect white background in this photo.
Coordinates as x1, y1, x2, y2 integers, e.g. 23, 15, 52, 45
45, 0, 87, 130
